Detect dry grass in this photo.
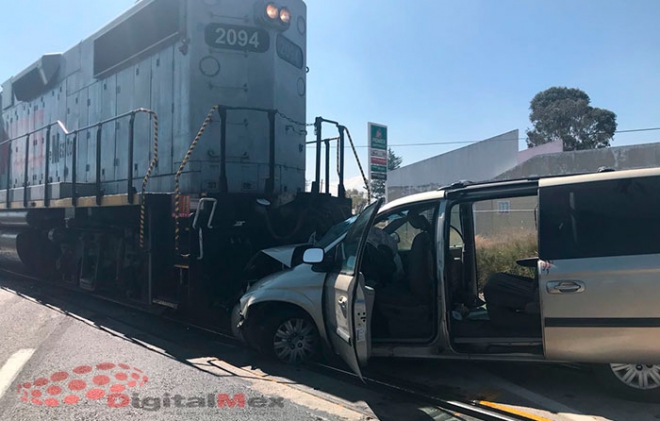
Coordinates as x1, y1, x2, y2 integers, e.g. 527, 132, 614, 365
475, 231, 538, 292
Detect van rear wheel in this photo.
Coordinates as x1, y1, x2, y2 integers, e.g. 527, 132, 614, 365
596, 363, 660, 402
251, 309, 320, 365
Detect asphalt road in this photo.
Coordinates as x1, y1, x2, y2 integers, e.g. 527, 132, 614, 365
0, 288, 361, 421
0, 277, 475, 421
2, 274, 659, 421
366, 351, 660, 420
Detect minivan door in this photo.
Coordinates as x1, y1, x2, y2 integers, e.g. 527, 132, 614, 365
538, 174, 660, 363
323, 199, 383, 380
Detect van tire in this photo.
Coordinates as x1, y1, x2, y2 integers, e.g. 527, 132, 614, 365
250, 308, 320, 365
594, 364, 660, 402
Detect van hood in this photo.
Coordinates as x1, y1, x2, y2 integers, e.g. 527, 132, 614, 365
246, 260, 325, 293
260, 244, 306, 268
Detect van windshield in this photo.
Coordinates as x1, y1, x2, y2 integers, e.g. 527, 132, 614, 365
315, 216, 357, 250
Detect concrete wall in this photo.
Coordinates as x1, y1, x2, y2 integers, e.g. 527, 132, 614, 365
387, 130, 519, 201
474, 196, 537, 239
517, 140, 563, 164
495, 141, 660, 180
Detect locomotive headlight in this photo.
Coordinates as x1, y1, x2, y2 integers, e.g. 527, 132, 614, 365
279, 8, 291, 24
266, 3, 279, 19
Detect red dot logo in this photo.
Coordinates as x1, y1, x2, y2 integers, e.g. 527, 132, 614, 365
17, 362, 148, 407
97, 363, 115, 371
50, 372, 68, 382
86, 389, 106, 400
63, 395, 79, 405
68, 380, 87, 391
93, 375, 110, 386
47, 385, 62, 396
34, 378, 49, 387
73, 366, 92, 375
110, 384, 126, 393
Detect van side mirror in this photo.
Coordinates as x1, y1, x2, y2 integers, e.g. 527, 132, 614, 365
303, 248, 324, 264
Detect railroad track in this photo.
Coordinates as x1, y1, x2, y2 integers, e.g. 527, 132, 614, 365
0, 270, 539, 421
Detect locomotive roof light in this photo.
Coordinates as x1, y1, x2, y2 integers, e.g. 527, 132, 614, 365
279, 7, 291, 24
257, 2, 291, 30
266, 3, 279, 19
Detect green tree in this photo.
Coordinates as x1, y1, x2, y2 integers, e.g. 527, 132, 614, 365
346, 188, 367, 213
526, 87, 617, 151
371, 148, 402, 199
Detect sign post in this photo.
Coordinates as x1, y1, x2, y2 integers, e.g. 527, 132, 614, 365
368, 123, 388, 201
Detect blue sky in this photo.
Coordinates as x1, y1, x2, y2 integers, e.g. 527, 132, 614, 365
2, 1, 659, 187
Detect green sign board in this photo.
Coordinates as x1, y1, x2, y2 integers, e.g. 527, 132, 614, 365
370, 125, 388, 150
368, 123, 388, 182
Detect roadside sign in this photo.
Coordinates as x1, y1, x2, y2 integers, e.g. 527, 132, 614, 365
368, 123, 388, 183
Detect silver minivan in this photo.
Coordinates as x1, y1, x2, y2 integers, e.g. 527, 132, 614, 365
234, 167, 660, 400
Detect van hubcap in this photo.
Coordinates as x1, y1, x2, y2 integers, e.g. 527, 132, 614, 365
273, 318, 318, 364
611, 363, 660, 390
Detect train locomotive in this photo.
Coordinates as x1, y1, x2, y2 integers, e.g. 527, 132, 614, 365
0, 0, 353, 320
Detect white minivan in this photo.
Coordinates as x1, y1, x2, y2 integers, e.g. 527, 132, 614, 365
235, 167, 660, 400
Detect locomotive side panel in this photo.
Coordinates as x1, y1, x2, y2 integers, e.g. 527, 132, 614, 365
272, 0, 308, 193
86, 82, 102, 185
183, 1, 254, 195
116, 66, 135, 191
184, 0, 307, 196
55, 82, 68, 185
150, 47, 177, 190
0, 0, 309, 200
66, 88, 84, 184
0, 0, 188, 199
12, 102, 27, 191
100, 75, 117, 189
133, 57, 154, 190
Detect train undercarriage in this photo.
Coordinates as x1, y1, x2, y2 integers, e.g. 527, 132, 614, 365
0, 189, 350, 326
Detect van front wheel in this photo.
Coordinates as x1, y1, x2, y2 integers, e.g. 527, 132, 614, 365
252, 309, 320, 365
596, 363, 660, 402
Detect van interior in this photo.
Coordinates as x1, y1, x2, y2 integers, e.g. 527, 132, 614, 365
359, 194, 543, 355
360, 202, 439, 343
445, 196, 543, 355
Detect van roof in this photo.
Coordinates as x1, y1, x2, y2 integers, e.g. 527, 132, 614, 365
381, 166, 660, 209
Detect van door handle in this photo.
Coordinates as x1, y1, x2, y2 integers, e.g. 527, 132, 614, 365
338, 296, 348, 317
547, 281, 585, 294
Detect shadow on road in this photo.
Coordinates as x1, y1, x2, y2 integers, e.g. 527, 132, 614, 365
0, 276, 459, 421
4, 275, 660, 421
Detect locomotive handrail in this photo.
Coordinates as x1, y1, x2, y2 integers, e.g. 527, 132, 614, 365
192, 197, 218, 261
1, 108, 158, 214
311, 118, 346, 198
173, 104, 279, 254
0, 120, 70, 147
2, 120, 70, 208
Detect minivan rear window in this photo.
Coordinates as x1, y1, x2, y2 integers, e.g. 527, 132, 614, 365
539, 175, 660, 260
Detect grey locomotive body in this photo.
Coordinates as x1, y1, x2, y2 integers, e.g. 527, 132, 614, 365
0, 0, 350, 317
1, 0, 308, 197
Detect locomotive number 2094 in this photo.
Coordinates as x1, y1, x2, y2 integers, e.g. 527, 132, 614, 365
205, 24, 270, 53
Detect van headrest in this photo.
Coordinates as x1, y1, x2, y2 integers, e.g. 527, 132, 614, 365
409, 214, 431, 232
